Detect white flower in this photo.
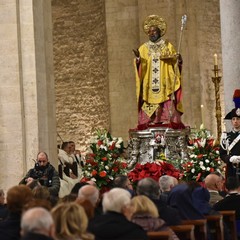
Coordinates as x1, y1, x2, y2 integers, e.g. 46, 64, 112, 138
199, 138, 206, 148
206, 167, 210, 171
216, 150, 219, 154
201, 166, 206, 170
190, 154, 197, 159
116, 137, 123, 148
205, 159, 210, 163
90, 178, 96, 182
191, 168, 195, 173
100, 145, 107, 151
200, 123, 204, 130
109, 176, 114, 180
199, 161, 204, 165
105, 166, 109, 170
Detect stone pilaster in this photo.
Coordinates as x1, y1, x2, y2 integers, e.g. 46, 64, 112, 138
0, 0, 56, 192
220, 0, 240, 130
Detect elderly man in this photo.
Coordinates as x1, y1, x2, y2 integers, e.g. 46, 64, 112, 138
21, 207, 55, 240
159, 175, 178, 203
19, 152, 60, 197
204, 172, 224, 206
77, 185, 100, 207
137, 177, 181, 226
77, 184, 102, 216
88, 188, 147, 240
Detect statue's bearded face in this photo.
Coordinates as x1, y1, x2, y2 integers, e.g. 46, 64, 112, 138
148, 26, 161, 42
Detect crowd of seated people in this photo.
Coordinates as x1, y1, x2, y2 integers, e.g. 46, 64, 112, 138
2, 150, 240, 240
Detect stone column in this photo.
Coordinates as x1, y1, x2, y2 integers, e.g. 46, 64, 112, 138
0, 0, 56, 192
220, 0, 240, 130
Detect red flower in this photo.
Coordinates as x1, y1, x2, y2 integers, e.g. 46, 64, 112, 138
109, 142, 115, 150
86, 159, 98, 166
121, 162, 127, 169
92, 170, 97, 176
210, 168, 215, 172
81, 177, 90, 182
99, 171, 107, 178
101, 157, 107, 161
89, 153, 96, 158
197, 154, 204, 159
207, 139, 214, 147
97, 140, 103, 146
113, 167, 119, 172
196, 173, 202, 181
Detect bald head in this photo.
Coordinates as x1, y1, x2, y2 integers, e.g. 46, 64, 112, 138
21, 207, 54, 237
78, 185, 99, 206
205, 173, 223, 191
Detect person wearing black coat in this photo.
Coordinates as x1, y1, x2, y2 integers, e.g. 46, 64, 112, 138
220, 106, 240, 179
136, 177, 182, 226
88, 188, 148, 240
0, 185, 33, 240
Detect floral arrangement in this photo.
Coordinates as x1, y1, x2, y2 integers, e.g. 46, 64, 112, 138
128, 160, 181, 186
169, 126, 223, 182
81, 129, 128, 189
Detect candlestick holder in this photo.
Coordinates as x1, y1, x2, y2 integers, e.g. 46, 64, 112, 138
212, 65, 222, 142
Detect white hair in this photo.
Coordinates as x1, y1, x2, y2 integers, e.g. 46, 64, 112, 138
159, 175, 175, 192
21, 207, 53, 235
78, 185, 99, 206
102, 188, 131, 213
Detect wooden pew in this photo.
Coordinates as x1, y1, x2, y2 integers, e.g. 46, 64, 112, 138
147, 231, 171, 240
205, 215, 224, 240
182, 219, 207, 240
170, 224, 195, 240
219, 210, 237, 240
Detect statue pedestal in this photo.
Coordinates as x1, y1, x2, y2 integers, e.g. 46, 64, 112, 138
127, 126, 190, 169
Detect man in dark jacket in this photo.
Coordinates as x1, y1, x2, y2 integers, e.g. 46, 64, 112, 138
137, 177, 182, 226
88, 188, 148, 240
220, 90, 240, 179
19, 152, 60, 197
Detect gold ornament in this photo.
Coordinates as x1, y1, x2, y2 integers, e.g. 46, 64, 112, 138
143, 15, 167, 37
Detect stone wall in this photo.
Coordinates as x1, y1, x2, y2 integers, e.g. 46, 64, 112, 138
52, 0, 109, 151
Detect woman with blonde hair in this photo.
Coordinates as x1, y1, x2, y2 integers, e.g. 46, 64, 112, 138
131, 195, 179, 240
51, 202, 94, 240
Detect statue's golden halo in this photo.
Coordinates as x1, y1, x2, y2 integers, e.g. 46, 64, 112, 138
143, 15, 167, 37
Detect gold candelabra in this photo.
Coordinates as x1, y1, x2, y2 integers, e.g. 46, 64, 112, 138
212, 62, 222, 142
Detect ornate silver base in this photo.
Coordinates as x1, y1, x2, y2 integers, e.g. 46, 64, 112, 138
127, 126, 190, 169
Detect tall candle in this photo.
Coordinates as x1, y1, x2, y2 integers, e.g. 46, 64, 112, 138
201, 104, 204, 127
214, 53, 218, 65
